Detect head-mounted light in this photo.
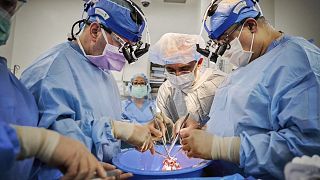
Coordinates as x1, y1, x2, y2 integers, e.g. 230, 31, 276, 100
122, 0, 151, 64
69, 0, 151, 64
196, 0, 261, 63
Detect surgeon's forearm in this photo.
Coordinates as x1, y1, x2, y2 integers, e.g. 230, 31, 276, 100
12, 125, 60, 163
211, 136, 240, 164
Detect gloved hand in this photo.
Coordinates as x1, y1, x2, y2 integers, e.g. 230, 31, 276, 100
112, 120, 155, 154
149, 112, 174, 142
173, 114, 200, 138
284, 155, 320, 180
13, 125, 120, 180
291, 155, 320, 167
51, 136, 133, 180
92, 163, 133, 180
180, 128, 240, 163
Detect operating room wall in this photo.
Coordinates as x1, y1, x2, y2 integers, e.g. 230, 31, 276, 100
274, 0, 320, 47
10, 0, 83, 77
8, 0, 201, 81
259, 0, 274, 26
5, 0, 320, 81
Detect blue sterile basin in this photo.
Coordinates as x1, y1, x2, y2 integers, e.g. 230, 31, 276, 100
112, 145, 211, 179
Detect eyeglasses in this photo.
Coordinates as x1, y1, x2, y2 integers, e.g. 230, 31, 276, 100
165, 70, 193, 76
204, 0, 245, 42
98, 24, 125, 48
216, 23, 241, 43
132, 82, 146, 86
111, 33, 126, 47
102, 27, 139, 53
165, 63, 196, 76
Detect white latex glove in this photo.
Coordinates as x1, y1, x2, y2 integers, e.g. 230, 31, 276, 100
112, 120, 155, 154
150, 112, 174, 142
180, 128, 240, 163
156, 112, 174, 127
285, 155, 320, 180
173, 114, 200, 137
13, 125, 115, 180
291, 155, 320, 168
92, 163, 133, 180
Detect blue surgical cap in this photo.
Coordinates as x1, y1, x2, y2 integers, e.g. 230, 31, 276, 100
86, 0, 145, 42
207, 0, 260, 40
128, 73, 151, 93
130, 73, 149, 84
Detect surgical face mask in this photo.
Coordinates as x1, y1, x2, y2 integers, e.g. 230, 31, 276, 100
130, 85, 148, 98
0, 9, 11, 46
165, 65, 197, 91
77, 29, 126, 71
223, 24, 255, 67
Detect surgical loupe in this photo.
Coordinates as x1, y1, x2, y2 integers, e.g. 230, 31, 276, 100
69, 0, 151, 64
196, 0, 262, 63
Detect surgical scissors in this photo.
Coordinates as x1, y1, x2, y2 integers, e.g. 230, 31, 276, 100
167, 113, 190, 156
149, 107, 171, 158
170, 114, 208, 158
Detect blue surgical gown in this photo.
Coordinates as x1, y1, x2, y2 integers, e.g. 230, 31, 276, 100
0, 57, 39, 180
121, 99, 155, 124
207, 35, 320, 179
20, 41, 121, 179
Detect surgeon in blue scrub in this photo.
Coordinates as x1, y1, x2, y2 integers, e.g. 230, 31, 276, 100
0, 0, 132, 180
122, 73, 156, 124
21, 0, 160, 179
179, 0, 320, 179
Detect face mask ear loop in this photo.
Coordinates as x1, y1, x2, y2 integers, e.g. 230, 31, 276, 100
192, 62, 199, 73
75, 24, 87, 55
96, 17, 110, 46
194, 60, 201, 81
76, 37, 87, 56
238, 23, 245, 39
250, 33, 255, 52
